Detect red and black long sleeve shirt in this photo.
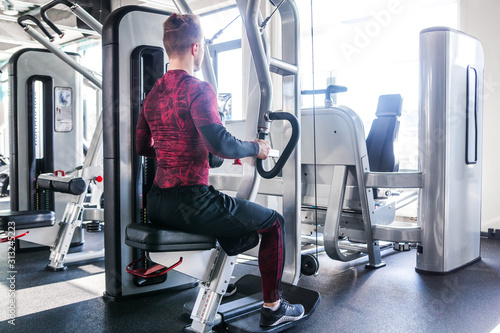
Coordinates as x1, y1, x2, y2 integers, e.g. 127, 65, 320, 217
136, 70, 259, 188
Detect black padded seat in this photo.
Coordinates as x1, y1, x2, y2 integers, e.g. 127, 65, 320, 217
0, 210, 56, 230
125, 223, 216, 252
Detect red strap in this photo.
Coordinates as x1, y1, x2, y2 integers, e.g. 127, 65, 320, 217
0, 231, 30, 243
144, 264, 166, 275
126, 255, 183, 279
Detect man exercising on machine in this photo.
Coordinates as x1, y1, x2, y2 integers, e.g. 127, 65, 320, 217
135, 13, 305, 327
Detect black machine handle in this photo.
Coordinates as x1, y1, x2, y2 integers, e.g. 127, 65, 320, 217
40, 0, 75, 38
18, 15, 55, 41
257, 111, 300, 179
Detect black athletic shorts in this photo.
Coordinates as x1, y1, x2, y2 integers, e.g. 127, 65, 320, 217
147, 184, 278, 255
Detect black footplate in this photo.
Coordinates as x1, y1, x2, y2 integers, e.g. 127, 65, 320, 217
225, 275, 320, 332
184, 274, 320, 333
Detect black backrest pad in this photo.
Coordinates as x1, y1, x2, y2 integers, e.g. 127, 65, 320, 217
125, 223, 216, 252
366, 94, 402, 172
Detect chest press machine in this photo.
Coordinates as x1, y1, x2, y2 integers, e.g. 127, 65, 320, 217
103, 1, 319, 332
4, 47, 85, 251
1, 5, 105, 270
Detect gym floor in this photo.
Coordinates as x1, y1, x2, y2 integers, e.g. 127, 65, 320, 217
1, 195, 500, 333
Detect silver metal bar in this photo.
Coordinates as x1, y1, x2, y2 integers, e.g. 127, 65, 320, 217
270, 57, 297, 76
22, 26, 102, 90
338, 241, 369, 252
338, 240, 394, 254
394, 191, 418, 210
47, 201, 85, 269
189, 250, 237, 332
82, 112, 103, 168
279, 0, 301, 285
301, 245, 325, 255
323, 165, 355, 261
301, 235, 324, 246
357, 164, 384, 267
234, 0, 265, 202
171, 0, 190, 14
71, 5, 103, 35
172, 0, 218, 92
244, 0, 272, 134
365, 172, 424, 188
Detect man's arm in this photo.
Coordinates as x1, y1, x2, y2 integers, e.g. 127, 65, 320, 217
136, 110, 156, 158
190, 83, 260, 159
197, 124, 259, 159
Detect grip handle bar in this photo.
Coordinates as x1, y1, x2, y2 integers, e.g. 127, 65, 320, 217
17, 15, 55, 42
40, 0, 75, 38
257, 111, 300, 179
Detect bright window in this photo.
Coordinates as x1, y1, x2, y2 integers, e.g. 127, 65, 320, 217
200, 7, 244, 120
215, 47, 243, 120
298, 0, 459, 170
200, 7, 242, 44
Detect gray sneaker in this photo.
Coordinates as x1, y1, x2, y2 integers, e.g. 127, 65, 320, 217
259, 299, 305, 327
